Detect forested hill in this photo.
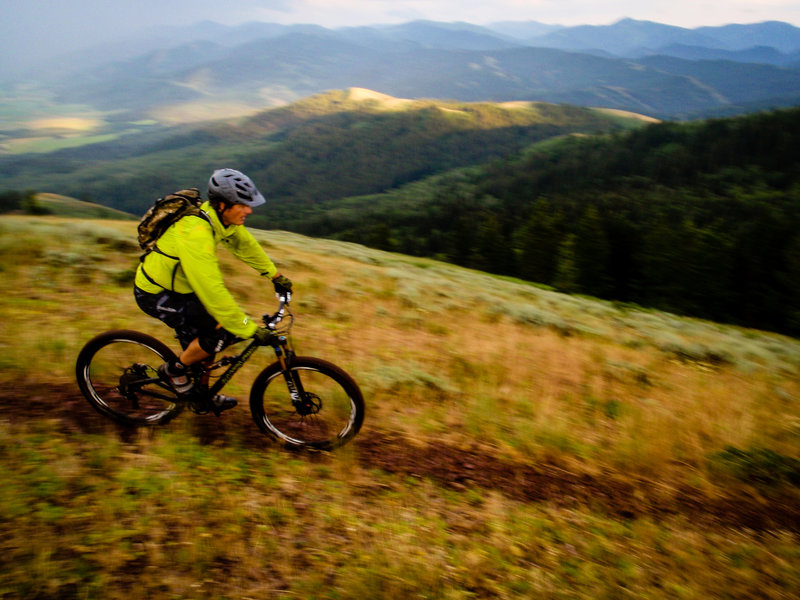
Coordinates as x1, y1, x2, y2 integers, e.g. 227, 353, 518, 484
299, 106, 800, 337
0, 90, 645, 216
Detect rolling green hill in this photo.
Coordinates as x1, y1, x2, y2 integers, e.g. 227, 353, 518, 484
33, 193, 137, 219
0, 191, 136, 219
0, 89, 648, 218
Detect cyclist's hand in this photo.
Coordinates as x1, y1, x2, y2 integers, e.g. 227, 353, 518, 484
272, 274, 293, 297
253, 327, 275, 345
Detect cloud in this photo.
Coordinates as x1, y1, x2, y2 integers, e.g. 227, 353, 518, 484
232, 0, 800, 28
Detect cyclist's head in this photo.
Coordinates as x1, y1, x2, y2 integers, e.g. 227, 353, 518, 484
207, 168, 265, 210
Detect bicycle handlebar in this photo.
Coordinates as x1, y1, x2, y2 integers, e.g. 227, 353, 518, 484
263, 292, 291, 330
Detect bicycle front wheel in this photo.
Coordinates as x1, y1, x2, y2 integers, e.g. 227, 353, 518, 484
250, 356, 365, 450
76, 330, 184, 426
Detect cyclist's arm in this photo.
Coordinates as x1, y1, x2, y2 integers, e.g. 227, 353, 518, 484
177, 218, 259, 339
227, 226, 278, 279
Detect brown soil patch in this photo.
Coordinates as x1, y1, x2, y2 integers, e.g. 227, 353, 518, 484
354, 431, 800, 532
3, 381, 799, 533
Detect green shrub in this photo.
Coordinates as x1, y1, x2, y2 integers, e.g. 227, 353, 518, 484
711, 446, 800, 487
111, 267, 137, 286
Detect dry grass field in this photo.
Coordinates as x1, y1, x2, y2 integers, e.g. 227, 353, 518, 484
1, 214, 799, 599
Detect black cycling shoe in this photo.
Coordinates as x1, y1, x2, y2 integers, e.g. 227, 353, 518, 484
210, 394, 238, 415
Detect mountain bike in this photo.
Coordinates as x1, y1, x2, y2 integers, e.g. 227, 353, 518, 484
75, 295, 364, 450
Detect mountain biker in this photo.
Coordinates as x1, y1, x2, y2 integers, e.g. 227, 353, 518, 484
133, 168, 292, 413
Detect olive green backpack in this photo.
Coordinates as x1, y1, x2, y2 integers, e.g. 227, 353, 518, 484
137, 188, 204, 256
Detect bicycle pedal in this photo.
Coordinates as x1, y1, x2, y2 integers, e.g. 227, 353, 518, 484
209, 395, 238, 417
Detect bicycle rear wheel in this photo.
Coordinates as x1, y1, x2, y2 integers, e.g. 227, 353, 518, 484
250, 356, 364, 450
76, 330, 184, 426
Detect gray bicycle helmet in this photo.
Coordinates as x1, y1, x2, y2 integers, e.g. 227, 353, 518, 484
208, 168, 265, 207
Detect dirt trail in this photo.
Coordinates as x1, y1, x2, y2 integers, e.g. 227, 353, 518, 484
354, 431, 800, 532
3, 382, 799, 533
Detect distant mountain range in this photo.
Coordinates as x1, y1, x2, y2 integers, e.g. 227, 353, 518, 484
520, 19, 800, 58
6, 19, 800, 120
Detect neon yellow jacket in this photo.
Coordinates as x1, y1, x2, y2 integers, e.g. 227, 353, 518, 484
135, 201, 277, 338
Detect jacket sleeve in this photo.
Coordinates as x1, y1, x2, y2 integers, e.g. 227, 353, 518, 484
176, 216, 259, 339
226, 226, 278, 279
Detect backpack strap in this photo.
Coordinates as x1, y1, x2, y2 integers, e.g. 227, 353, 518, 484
140, 211, 214, 292
139, 263, 166, 290
152, 245, 179, 260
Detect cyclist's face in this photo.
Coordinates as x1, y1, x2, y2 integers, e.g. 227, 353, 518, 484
221, 203, 253, 226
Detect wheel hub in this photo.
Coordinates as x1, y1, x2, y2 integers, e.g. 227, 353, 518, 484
296, 393, 322, 416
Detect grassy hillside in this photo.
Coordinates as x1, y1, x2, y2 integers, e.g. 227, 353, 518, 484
1, 215, 799, 598
0, 191, 139, 220
32, 193, 137, 219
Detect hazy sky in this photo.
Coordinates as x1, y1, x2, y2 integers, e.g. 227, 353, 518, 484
2, 0, 800, 73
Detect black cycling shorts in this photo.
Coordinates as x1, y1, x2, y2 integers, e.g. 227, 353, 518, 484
134, 287, 240, 354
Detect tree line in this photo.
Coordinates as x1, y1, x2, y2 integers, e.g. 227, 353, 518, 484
293, 107, 800, 336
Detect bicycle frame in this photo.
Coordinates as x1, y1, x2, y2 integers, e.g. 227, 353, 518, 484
198, 294, 306, 405
202, 335, 290, 398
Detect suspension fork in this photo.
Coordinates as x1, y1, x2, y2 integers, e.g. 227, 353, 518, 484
273, 336, 307, 405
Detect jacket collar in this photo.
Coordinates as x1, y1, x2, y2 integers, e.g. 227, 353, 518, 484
201, 200, 238, 237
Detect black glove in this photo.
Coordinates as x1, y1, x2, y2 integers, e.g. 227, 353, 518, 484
272, 274, 293, 296
253, 327, 275, 346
